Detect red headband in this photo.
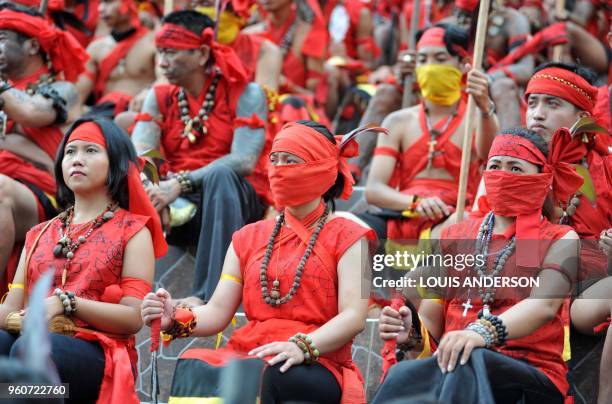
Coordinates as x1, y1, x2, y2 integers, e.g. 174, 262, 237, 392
525, 67, 598, 113
0, 9, 88, 82
455, 0, 478, 11
417, 27, 445, 50
67, 122, 168, 258
271, 122, 358, 200
155, 24, 247, 85
488, 133, 584, 204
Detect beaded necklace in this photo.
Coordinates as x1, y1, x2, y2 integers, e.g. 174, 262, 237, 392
177, 67, 221, 144
462, 212, 516, 316
25, 72, 56, 96
260, 205, 330, 307
54, 204, 117, 287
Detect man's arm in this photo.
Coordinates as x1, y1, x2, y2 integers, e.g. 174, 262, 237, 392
255, 39, 282, 91
0, 80, 79, 128
489, 10, 534, 86
131, 88, 162, 155
75, 42, 99, 104
189, 82, 267, 185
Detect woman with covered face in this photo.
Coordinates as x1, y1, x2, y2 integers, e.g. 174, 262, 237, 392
141, 120, 374, 403
375, 128, 582, 403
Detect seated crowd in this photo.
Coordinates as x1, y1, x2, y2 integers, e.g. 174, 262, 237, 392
0, 0, 609, 403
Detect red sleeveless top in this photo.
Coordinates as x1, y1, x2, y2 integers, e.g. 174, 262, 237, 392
227, 215, 375, 403
154, 78, 270, 202
23, 208, 152, 404
441, 217, 573, 395
379, 100, 482, 240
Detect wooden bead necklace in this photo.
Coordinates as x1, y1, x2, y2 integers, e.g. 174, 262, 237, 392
260, 205, 330, 307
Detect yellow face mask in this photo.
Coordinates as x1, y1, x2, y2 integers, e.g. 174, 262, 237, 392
195, 6, 245, 45
416, 64, 463, 106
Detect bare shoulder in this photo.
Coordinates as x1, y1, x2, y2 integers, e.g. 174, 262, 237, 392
86, 35, 114, 60
382, 105, 419, 131
242, 22, 267, 34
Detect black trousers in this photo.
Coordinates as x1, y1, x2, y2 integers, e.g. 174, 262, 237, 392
0, 330, 105, 404
373, 348, 564, 404
168, 165, 266, 301
261, 363, 342, 404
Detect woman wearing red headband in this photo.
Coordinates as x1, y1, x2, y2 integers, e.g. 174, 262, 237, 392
376, 128, 580, 403
142, 120, 374, 403
0, 118, 166, 403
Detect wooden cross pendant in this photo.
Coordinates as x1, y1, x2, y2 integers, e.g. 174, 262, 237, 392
426, 139, 438, 170
462, 299, 473, 317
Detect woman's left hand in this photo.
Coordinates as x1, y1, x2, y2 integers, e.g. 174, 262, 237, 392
44, 295, 64, 321
248, 341, 305, 373
435, 330, 485, 373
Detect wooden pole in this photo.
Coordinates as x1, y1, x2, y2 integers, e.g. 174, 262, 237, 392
401, 0, 421, 108
39, 0, 49, 14
552, 0, 566, 61
455, 0, 491, 221
164, 0, 174, 15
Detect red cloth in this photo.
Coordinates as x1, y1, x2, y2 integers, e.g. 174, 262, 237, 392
94, 25, 148, 100
401, 0, 453, 35
100, 277, 152, 303
417, 27, 445, 49
269, 122, 357, 206
382, 100, 481, 240
455, 0, 478, 11
441, 218, 574, 396
203, 210, 375, 403
67, 121, 168, 258
488, 132, 583, 204
593, 85, 611, 132
63, 0, 100, 48
229, 32, 264, 82
24, 209, 151, 403
525, 66, 598, 113
0, 8, 88, 82
155, 25, 247, 86
491, 23, 568, 71
96, 91, 133, 116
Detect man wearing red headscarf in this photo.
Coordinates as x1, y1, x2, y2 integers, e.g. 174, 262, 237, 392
75, 0, 157, 117
131, 10, 269, 305
193, 0, 282, 90
360, 24, 498, 256
0, 2, 86, 292
13, 0, 100, 48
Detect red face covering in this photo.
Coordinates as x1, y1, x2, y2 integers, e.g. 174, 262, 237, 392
484, 133, 583, 267
67, 121, 168, 258
268, 122, 357, 207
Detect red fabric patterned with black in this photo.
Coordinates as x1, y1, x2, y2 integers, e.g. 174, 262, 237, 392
23, 208, 152, 404
441, 217, 573, 396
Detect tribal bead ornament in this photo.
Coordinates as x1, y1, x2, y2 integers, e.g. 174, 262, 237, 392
54, 204, 117, 287
178, 67, 221, 144
473, 212, 516, 306
260, 205, 330, 307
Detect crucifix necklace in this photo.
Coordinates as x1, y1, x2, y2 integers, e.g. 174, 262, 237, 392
424, 105, 458, 170
462, 290, 473, 317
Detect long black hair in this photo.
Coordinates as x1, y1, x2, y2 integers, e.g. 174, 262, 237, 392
491, 127, 555, 221
54, 118, 138, 210
295, 120, 345, 209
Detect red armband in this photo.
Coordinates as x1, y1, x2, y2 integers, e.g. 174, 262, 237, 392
234, 113, 266, 129
374, 146, 400, 159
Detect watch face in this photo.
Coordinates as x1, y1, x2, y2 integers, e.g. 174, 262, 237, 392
329, 5, 350, 43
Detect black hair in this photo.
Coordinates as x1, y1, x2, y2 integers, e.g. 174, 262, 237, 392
533, 62, 598, 85
54, 118, 138, 210
0, 1, 44, 44
415, 23, 469, 59
295, 120, 345, 208
493, 127, 555, 221
162, 10, 215, 36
